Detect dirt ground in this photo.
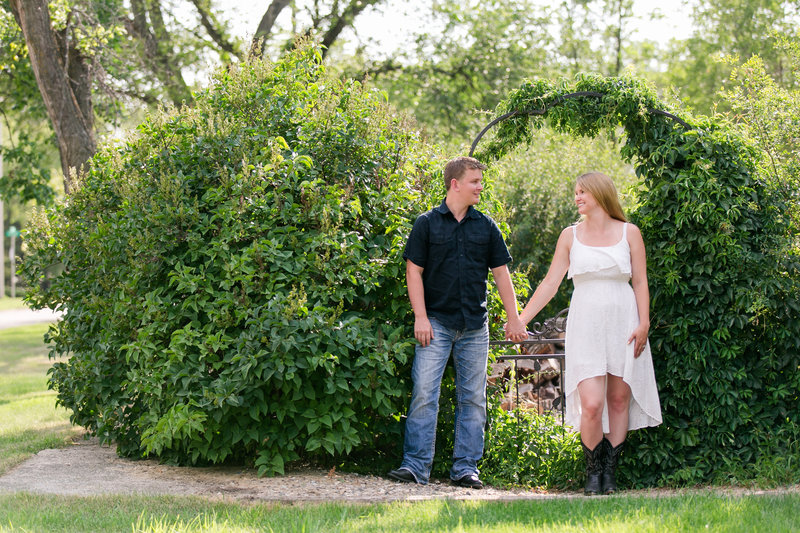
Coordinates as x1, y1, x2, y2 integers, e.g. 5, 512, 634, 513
1, 310, 557, 504
0, 437, 562, 503
1, 438, 797, 505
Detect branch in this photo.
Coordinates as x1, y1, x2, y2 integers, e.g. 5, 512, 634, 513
352, 58, 403, 80
127, 0, 191, 106
251, 0, 291, 56
320, 0, 382, 57
187, 0, 242, 59
128, 0, 159, 61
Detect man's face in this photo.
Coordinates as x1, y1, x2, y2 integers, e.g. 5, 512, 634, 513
452, 168, 484, 205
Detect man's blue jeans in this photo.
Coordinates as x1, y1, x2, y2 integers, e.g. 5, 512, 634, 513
400, 317, 489, 484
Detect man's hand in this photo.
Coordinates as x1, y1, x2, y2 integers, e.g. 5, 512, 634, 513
504, 315, 528, 343
415, 316, 434, 347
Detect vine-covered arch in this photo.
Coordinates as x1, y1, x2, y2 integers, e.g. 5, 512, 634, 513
473, 74, 799, 486
468, 90, 691, 158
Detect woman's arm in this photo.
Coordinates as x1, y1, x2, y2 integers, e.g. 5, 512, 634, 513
627, 224, 650, 358
518, 227, 572, 326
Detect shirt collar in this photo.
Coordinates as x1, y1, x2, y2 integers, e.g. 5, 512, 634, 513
434, 199, 479, 220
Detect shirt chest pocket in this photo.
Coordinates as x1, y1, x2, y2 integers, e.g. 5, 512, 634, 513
465, 233, 490, 261
436, 229, 489, 261
430, 230, 456, 256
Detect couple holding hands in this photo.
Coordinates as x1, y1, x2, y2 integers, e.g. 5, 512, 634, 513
388, 156, 662, 494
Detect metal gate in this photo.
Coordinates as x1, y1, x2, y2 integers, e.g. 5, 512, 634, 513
488, 308, 568, 424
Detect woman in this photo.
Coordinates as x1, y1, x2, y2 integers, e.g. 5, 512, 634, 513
508, 172, 662, 495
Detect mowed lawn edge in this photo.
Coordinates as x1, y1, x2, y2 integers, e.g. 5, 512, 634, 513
0, 322, 81, 475
1, 490, 800, 532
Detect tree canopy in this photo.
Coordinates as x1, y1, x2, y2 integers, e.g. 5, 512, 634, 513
0, 0, 390, 196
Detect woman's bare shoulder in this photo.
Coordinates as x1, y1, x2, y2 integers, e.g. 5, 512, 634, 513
626, 222, 643, 237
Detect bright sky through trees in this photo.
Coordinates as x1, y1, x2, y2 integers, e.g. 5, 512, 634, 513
225, 0, 694, 57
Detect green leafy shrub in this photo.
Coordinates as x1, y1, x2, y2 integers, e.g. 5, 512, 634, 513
480, 398, 582, 490
720, 36, 800, 234
476, 73, 800, 486
631, 118, 800, 487
21, 42, 456, 475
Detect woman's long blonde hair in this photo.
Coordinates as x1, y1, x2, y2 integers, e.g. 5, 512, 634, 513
576, 172, 627, 222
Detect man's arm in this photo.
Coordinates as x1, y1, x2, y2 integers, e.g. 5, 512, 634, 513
407, 259, 434, 347
491, 264, 527, 342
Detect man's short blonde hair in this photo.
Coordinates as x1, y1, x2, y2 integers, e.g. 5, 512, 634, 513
444, 156, 487, 190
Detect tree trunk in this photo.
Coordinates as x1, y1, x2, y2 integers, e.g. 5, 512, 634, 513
319, 0, 382, 57
128, 0, 192, 107
8, 0, 95, 194
252, 0, 292, 55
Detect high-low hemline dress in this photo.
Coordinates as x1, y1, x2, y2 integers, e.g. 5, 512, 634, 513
564, 223, 662, 433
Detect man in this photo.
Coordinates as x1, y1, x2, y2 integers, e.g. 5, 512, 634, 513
388, 156, 528, 489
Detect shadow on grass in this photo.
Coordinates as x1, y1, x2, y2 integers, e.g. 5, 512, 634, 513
0, 490, 799, 533
0, 323, 53, 373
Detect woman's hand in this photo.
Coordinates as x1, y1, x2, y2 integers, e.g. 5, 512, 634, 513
627, 323, 649, 358
504, 317, 528, 343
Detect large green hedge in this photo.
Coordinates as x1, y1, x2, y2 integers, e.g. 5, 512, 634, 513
22, 43, 455, 475
476, 74, 800, 486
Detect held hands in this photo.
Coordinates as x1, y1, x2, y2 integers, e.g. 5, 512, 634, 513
627, 323, 649, 358
415, 315, 529, 346
414, 316, 434, 347
504, 315, 528, 343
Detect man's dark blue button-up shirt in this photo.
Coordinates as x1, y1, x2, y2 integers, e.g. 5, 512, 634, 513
402, 199, 512, 331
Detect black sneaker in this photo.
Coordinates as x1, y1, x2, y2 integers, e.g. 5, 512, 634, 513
388, 467, 418, 483
452, 473, 483, 489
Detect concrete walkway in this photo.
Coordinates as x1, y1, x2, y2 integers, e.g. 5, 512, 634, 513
0, 307, 62, 330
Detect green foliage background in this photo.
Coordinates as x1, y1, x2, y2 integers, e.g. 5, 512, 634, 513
17, 29, 800, 488
21, 42, 466, 475
477, 73, 800, 486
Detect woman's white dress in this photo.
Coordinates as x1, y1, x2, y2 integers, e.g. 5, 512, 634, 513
564, 223, 662, 433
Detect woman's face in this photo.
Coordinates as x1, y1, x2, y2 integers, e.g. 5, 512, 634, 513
574, 183, 598, 215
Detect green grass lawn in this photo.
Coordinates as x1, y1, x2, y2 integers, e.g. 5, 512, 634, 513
0, 298, 25, 312
1, 318, 799, 532
0, 322, 79, 475
0, 490, 798, 532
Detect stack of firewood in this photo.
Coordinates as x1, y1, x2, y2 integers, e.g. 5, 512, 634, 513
489, 336, 564, 414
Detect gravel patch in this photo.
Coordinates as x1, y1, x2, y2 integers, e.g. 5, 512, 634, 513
1, 438, 797, 504
0, 438, 558, 503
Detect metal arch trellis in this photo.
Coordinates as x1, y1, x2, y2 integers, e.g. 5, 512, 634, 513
468, 90, 692, 157
472, 92, 691, 417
